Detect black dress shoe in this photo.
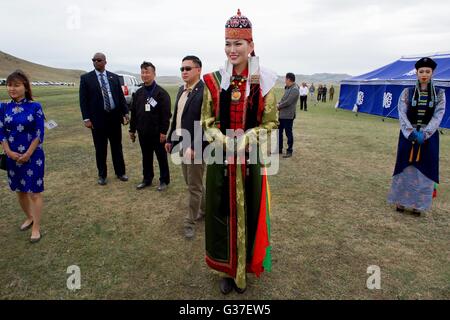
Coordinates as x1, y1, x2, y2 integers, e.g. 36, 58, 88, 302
219, 278, 234, 295
117, 175, 129, 182
136, 181, 152, 190
157, 183, 168, 192
283, 153, 293, 158
98, 177, 107, 185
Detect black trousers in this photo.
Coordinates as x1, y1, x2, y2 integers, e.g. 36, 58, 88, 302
138, 133, 170, 184
91, 113, 126, 179
322, 94, 327, 102
300, 95, 308, 110
278, 118, 294, 154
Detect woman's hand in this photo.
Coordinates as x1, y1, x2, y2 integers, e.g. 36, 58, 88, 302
17, 152, 31, 164
7, 150, 22, 161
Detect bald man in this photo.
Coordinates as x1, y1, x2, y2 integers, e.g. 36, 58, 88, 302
79, 53, 129, 185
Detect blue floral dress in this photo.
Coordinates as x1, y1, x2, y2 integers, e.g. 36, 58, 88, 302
0, 99, 45, 193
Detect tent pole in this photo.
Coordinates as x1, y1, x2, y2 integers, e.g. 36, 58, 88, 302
382, 106, 397, 122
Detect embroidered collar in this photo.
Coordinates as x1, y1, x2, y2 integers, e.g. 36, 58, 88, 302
219, 56, 277, 96
11, 98, 28, 105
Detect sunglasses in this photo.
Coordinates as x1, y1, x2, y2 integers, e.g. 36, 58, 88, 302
180, 66, 198, 72
92, 59, 104, 62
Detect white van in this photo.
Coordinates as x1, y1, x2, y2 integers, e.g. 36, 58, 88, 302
118, 74, 140, 106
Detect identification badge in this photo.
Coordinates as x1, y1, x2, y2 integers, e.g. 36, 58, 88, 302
149, 98, 157, 107
145, 103, 151, 112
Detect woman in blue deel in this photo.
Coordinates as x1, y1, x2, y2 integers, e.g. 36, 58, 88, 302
0, 70, 45, 242
388, 57, 446, 216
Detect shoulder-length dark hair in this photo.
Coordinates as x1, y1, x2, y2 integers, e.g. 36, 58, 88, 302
6, 70, 33, 101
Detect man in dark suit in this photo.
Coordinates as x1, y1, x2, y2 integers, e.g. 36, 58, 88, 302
165, 56, 205, 239
79, 52, 129, 185
129, 62, 171, 192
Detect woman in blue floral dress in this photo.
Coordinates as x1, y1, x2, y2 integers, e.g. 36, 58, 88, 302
0, 70, 45, 243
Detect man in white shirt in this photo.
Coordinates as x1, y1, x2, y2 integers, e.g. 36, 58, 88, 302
299, 82, 309, 111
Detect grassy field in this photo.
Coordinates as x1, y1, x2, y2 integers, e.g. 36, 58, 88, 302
0, 85, 449, 300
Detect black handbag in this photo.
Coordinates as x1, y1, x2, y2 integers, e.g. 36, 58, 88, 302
0, 152, 6, 171
0, 103, 6, 170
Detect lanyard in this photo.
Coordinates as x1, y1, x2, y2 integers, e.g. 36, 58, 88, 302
144, 82, 157, 102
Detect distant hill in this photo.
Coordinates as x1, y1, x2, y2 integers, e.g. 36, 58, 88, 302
115, 70, 183, 86
0, 51, 351, 87
276, 73, 352, 87
115, 71, 351, 87
0, 51, 85, 84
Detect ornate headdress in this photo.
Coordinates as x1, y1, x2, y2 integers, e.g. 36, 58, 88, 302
225, 9, 253, 42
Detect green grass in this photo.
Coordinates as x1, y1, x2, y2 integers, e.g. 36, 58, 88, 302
0, 85, 449, 300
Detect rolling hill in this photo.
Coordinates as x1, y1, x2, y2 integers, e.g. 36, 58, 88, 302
0, 51, 85, 84
276, 73, 352, 87
0, 51, 352, 86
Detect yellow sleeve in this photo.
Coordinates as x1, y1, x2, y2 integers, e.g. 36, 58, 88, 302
244, 88, 279, 141
201, 87, 228, 145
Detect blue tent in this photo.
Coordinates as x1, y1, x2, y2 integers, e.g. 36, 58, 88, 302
337, 52, 450, 129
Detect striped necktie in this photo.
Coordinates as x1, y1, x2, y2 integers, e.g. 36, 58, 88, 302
99, 73, 111, 112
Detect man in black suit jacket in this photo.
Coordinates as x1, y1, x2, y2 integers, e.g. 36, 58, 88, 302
129, 61, 171, 191
165, 56, 205, 239
79, 52, 129, 185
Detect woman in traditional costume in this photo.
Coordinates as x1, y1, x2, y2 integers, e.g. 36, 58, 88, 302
388, 57, 446, 215
201, 9, 278, 294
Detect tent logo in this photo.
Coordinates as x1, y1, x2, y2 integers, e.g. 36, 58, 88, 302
357, 91, 364, 105
383, 92, 393, 108
403, 68, 416, 76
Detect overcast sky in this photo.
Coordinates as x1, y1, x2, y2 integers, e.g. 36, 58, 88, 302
2, 0, 450, 77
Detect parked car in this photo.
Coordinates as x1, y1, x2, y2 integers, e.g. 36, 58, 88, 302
118, 74, 140, 106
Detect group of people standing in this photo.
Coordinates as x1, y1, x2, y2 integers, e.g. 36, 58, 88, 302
78, 9, 276, 295
276, 77, 336, 157
0, 9, 446, 296
310, 83, 335, 103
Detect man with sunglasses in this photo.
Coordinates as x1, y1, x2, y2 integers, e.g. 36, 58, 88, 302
129, 61, 171, 191
79, 52, 129, 186
165, 56, 205, 239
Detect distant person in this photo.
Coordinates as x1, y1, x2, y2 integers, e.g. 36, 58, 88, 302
129, 61, 171, 191
309, 83, 315, 101
0, 70, 45, 243
79, 53, 129, 186
317, 84, 322, 102
165, 56, 205, 239
299, 82, 308, 111
322, 85, 327, 102
278, 72, 299, 158
388, 57, 446, 216
329, 85, 335, 101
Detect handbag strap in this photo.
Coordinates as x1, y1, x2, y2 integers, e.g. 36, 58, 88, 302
1, 103, 6, 154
